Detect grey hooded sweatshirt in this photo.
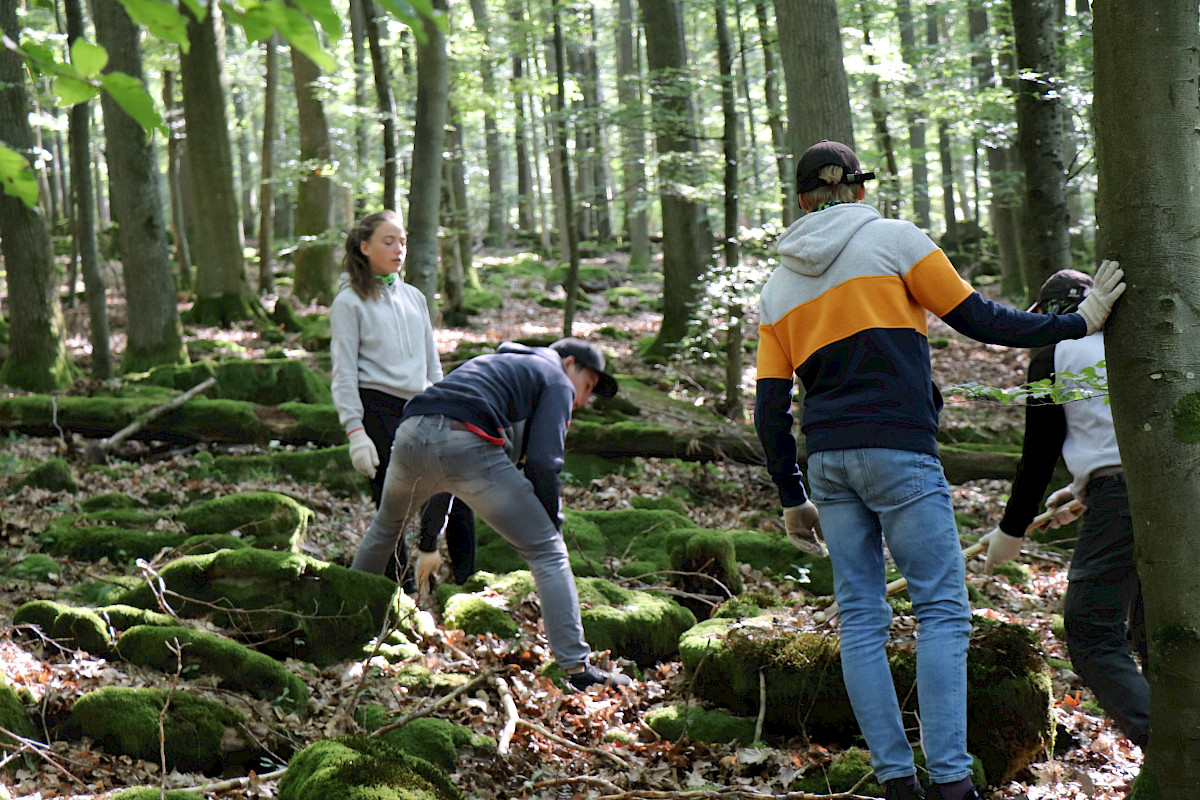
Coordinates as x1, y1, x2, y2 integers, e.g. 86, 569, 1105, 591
330, 272, 443, 434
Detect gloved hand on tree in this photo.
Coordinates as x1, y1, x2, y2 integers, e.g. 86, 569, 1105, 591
1077, 259, 1126, 334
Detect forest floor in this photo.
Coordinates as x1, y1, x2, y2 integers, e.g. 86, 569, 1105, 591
0, 249, 1142, 799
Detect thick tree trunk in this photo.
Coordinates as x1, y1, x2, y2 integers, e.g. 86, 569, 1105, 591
439, 142, 468, 326
349, 0, 369, 216
772, 0, 855, 164
896, 0, 930, 229
406, 0, 450, 311
93, 0, 187, 374
179, 0, 257, 325
1012, 0, 1070, 297
0, 2, 74, 391
365, 1, 399, 211
754, 0, 792, 226
290, 45, 335, 304
615, 0, 650, 268
468, 0, 508, 247
1095, 2, 1200, 795
258, 35, 279, 293
224, 24, 257, 240
65, 0, 110, 380
446, 109, 476, 289
638, 0, 712, 355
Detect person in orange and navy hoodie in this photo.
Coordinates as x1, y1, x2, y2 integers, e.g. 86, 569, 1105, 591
753, 140, 1126, 800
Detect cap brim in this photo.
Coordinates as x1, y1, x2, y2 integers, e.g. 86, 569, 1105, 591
595, 371, 618, 398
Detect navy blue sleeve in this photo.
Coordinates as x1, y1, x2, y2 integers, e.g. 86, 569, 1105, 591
523, 382, 572, 529
999, 346, 1067, 537
754, 377, 809, 507
941, 292, 1086, 347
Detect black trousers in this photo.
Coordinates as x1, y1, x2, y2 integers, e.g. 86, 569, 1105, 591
360, 389, 477, 588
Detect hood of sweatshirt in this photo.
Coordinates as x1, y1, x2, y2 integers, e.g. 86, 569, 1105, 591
776, 203, 881, 277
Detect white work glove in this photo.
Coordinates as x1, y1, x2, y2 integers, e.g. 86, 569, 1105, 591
1044, 485, 1086, 528
415, 549, 442, 596
981, 526, 1023, 574
784, 501, 827, 558
1076, 259, 1126, 334
348, 429, 379, 477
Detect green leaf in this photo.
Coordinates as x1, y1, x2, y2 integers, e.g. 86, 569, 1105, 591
0, 144, 40, 210
117, 0, 192, 51
375, 0, 438, 43
53, 74, 100, 105
289, 0, 342, 42
227, 4, 274, 42
100, 71, 165, 133
252, 3, 335, 72
19, 41, 58, 74
178, 0, 207, 21
70, 39, 108, 77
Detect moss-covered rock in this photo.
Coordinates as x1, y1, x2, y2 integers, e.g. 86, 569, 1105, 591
8, 457, 77, 494
355, 706, 494, 770
40, 520, 187, 563
117, 625, 309, 714
680, 615, 1052, 786
79, 492, 147, 511
115, 549, 425, 665
136, 359, 333, 406
0, 674, 38, 754
13, 600, 113, 656
67, 687, 246, 773
630, 495, 690, 518
174, 492, 314, 551
203, 446, 362, 496
644, 703, 758, 744
278, 735, 462, 800
439, 570, 695, 665
5, 553, 58, 581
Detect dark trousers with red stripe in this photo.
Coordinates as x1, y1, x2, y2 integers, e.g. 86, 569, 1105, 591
360, 389, 476, 589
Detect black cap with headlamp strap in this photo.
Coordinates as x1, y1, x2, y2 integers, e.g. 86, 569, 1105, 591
795, 140, 877, 194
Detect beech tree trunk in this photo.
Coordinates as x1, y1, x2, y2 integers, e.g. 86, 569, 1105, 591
510, 0, 536, 233
365, 0, 399, 211
258, 35, 279, 293
754, 0, 792, 226
896, 0, 930, 229
468, 0, 508, 247
0, 0, 74, 391
65, 0, 110, 379
1095, 2, 1200, 795
93, 0, 187, 373
179, 0, 257, 325
615, 0, 650, 267
1012, 0, 1070, 297
406, 0, 450, 311
773, 0, 855, 166
162, 71, 192, 293
290, 44, 336, 304
639, 0, 712, 355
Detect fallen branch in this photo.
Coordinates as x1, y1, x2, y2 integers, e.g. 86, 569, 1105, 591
86, 376, 218, 464
176, 767, 287, 794
495, 676, 519, 754
374, 670, 493, 737
754, 669, 767, 744
0, 727, 89, 791
515, 718, 631, 770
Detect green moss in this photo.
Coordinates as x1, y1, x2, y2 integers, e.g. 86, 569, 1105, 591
670, 529, 744, 600
110, 789, 205, 800
208, 446, 362, 496
0, 674, 38, 754
993, 560, 1032, 586
5, 553, 58, 581
794, 747, 882, 795
9, 457, 77, 494
175, 492, 314, 551
68, 687, 244, 773
278, 735, 462, 800
441, 594, 520, 638
279, 401, 344, 444
79, 493, 147, 511
96, 604, 177, 631
630, 495, 690, 518
712, 592, 785, 620
13, 601, 114, 656
41, 523, 187, 563
137, 359, 332, 405
115, 549, 419, 665
377, 717, 493, 771
644, 704, 757, 744
117, 625, 309, 713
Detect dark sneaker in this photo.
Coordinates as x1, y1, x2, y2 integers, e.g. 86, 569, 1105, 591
928, 781, 983, 800
566, 663, 632, 692
885, 776, 926, 800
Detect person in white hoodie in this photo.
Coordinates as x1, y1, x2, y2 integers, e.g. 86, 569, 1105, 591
754, 141, 1126, 800
330, 210, 475, 594
981, 269, 1147, 748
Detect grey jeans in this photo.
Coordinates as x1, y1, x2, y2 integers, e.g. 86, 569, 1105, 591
351, 414, 591, 669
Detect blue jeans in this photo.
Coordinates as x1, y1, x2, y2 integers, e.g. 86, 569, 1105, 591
1063, 473, 1148, 747
351, 415, 591, 669
808, 448, 974, 785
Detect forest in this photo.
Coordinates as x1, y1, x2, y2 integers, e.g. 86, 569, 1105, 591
1, 0, 1199, 798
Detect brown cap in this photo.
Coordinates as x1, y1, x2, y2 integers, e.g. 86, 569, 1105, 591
1029, 269, 1093, 313
795, 140, 877, 193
